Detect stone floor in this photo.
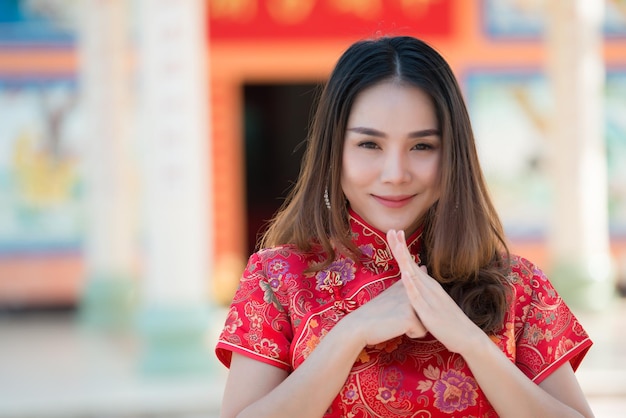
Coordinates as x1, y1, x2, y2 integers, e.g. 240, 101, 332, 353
0, 297, 625, 418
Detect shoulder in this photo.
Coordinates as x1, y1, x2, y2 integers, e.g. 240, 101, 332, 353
506, 254, 549, 287
243, 244, 328, 285
251, 244, 326, 270
505, 254, 569, 319
506, 254, 560, 309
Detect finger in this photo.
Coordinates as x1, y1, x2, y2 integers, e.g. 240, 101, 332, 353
402, 272, 420, 303
387, 230, 432, 311
386, 230, 418, 285
387, 230, 420, 277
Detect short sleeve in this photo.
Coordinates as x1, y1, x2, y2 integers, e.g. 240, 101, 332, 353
215, 251, 293, 371
512, 257, 593, 384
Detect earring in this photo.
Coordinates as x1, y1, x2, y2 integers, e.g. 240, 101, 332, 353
324, 187, 331, 209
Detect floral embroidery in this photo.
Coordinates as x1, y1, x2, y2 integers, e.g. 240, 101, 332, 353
424, 365, 441, 380
223, 307, 243, 334
490, 321, 516, 358
360, 244, 394, 274
216, 212, 592, 417
269, 278, 280, 290
432, 369, 478, 413
358, 243, 375, 258
244, 302, 263, 329
342, 383, 359, 405
524, 323, 545, 346
314, 258, 359, 316
544, 311, 556, 325
316, 258, 356, 291
555, 338, 576, 358
305, 334, 320, 354
244, 329, 262, 346
383, 366, 403, 389
504, 321, 516, 357
417, 364, 440, 393
417, 379, 433, 392
254, 338, 280, 359
375, 387, 397, 404
267, 258, 289, 278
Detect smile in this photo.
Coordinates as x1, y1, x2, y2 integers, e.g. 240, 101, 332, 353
372, 195, 415, 208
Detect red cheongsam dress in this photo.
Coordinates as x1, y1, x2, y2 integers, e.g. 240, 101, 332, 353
215, 211, 593, 417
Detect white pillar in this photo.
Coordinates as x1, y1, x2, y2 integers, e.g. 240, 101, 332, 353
136, 0, 213, 374
78, 0, 137, 328
546, 0, 615, 311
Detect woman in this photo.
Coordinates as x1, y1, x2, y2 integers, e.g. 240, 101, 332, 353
215, 36, 594, 417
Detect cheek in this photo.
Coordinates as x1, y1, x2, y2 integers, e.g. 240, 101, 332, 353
342, 152, 372, 186
340, 167, 361, 196
420, 155, 442, 190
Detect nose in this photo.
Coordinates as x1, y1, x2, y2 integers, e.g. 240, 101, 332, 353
380, 148, 410, 184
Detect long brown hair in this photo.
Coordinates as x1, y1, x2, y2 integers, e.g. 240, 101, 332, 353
260, 36, 511, 334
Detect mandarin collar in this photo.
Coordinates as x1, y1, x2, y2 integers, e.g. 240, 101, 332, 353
348, 209, 424, 272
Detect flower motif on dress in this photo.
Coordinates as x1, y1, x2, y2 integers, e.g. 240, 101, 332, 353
358, 243, 375, 258
375, 387, 397, 404
361, 245, 393, 273
315, 258, 356, 291
432, 369, 478, 413
302, 327, 328, 359
417, 364, 440, 392
267, 258, 289, 278
543, 283, 557, 298
244, 301, 265, 330
305, 334, 320, 355
424, 365, 441, 380
268, 278, 281, 291
254, 338, 280, 359
341, 382, 360, 405
544, 311, 557, 325
555, 337, 576, 358
244, 329, 262, 346
524, 323, 545, 346
383, 366, 404, 389
223, 307, 243, 334
417, 379, 433, 392
490, 321, 516, 358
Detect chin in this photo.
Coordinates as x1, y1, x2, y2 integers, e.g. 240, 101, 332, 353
380, 223, 411, 234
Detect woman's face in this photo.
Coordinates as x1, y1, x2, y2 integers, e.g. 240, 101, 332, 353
341, 81, 441, 236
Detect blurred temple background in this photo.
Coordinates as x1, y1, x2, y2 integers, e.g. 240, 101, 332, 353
0, 0, 625, 417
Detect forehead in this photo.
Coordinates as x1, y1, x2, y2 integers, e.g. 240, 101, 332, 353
347, 81, 437, 129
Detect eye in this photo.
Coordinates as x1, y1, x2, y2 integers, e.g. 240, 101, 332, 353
358, 141, 380, 150
412, 143, 433, 151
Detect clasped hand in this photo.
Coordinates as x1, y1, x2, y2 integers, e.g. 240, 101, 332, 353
346, 230, 481, 355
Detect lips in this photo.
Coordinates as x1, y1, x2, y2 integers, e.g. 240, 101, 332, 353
372, 194, 415, 208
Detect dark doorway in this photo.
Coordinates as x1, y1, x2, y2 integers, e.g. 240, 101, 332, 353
244, 83, 321, 256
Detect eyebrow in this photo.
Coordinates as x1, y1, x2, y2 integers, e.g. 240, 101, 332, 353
346, 127, 441, 138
